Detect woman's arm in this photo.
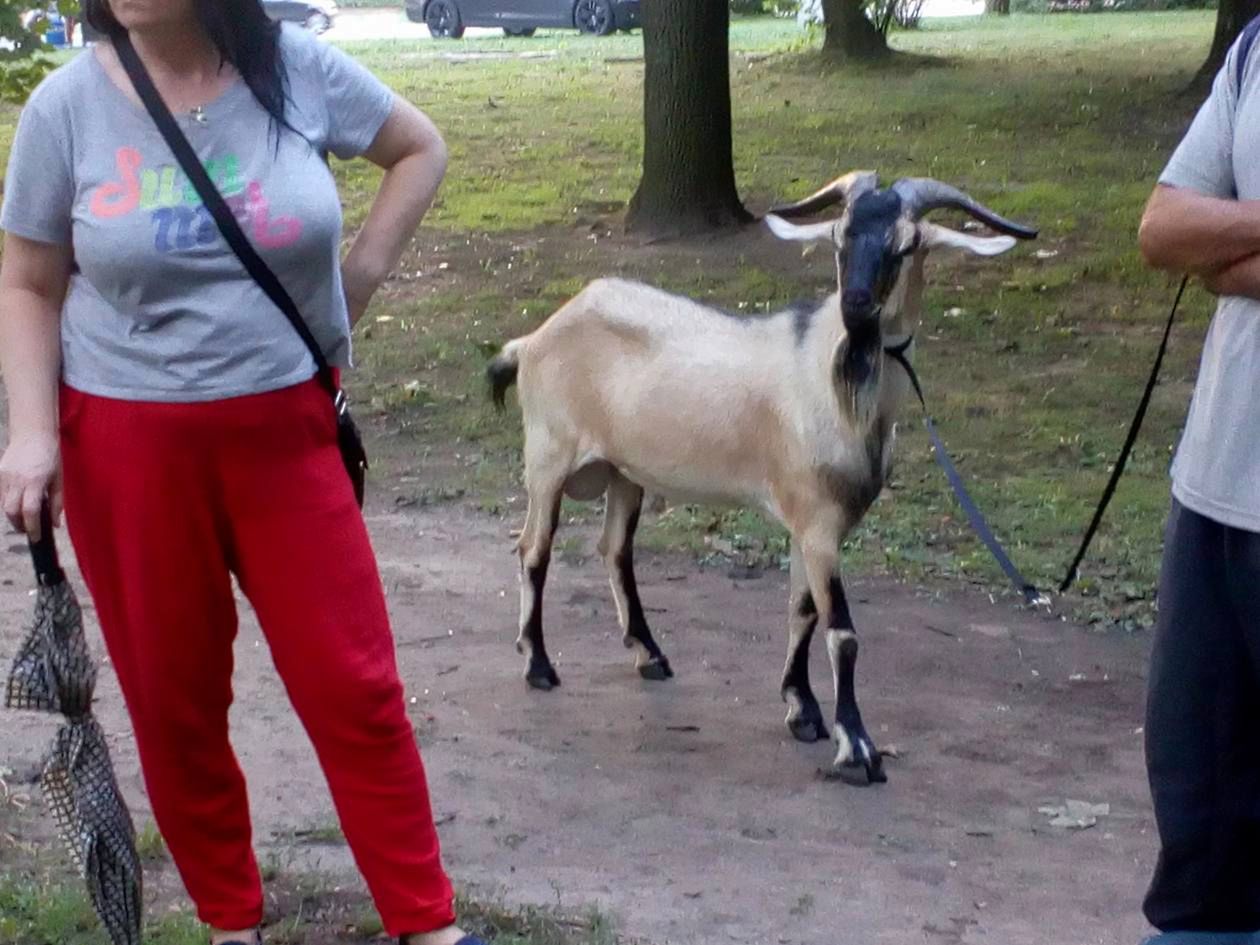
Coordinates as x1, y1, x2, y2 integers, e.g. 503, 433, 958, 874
0, 234, 72, 540
1138, 184, 1260, 274
341, 96, 448, 326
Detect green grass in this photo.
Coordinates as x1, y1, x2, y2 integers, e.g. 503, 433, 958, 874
135, 821, 168, 863
0, 13, 1221, 628
0, 870, 207, 945
273, 820, 348, 846
0, 868, 618, 945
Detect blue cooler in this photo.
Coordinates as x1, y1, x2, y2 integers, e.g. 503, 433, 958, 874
44, 13, 68, 47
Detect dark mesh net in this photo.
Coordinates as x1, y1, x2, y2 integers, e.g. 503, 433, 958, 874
5, 583, 95, 715
6, 578, 142, 945
42, 718, 143, 945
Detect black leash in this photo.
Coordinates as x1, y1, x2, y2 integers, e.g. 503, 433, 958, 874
1059, 275, 1187, 593
884, 337, 1046, 607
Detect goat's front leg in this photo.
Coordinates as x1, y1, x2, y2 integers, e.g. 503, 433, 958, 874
800, 524, 886, 785
781, 540, 826, 742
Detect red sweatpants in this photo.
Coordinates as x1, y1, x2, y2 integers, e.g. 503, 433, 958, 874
58, 379, 456, 936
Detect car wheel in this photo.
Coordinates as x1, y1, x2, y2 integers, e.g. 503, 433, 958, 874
304, 10, 332, 33
504, 27, 537, 36
425, 0, 465, 38
574, 0, 615, 35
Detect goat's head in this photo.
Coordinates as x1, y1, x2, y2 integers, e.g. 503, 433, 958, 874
764, 171, 1038, 341
763, 172, 1037, 424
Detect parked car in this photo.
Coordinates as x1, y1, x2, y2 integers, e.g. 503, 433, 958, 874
404, 0, 640, 38
262, 0, 338, 33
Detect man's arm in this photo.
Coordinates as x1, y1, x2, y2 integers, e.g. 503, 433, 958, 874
1202, 253, 1260, 299
1138, 184, 1260, 274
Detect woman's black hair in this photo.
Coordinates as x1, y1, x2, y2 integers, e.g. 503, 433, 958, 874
83, 0, 288, 127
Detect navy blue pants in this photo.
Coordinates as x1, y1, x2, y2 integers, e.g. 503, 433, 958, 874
1142, 499, 1260, 939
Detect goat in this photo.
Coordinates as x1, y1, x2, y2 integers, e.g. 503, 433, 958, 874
486, 171, 1037, 784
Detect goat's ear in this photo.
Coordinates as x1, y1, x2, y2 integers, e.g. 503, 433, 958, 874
764, 214, 837, 244
919, 221, 1017, 257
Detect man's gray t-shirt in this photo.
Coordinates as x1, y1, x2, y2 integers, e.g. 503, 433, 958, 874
1160, 35, 1260, 531
0, 26, 394, 402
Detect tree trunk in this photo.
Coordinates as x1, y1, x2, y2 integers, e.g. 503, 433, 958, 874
1198, 0, 1260, 86
822, 0, 890, 61
984, 0, 1010, 14
625, 0, 750, 238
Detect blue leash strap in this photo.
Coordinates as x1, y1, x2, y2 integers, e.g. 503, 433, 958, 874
884, 338, 1046, 607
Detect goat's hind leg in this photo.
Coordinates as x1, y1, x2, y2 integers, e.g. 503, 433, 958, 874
781, 540, 826, 742
516, 463, 567, 691
599, 472, 673, 680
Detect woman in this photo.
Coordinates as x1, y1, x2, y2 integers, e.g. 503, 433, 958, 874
0, 3, 483, 944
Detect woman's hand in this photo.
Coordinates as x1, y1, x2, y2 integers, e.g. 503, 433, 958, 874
343, 97, 448, 329
0, 431, 61, 540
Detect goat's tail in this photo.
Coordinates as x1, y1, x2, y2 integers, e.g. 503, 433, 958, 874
487, 338, 525, 411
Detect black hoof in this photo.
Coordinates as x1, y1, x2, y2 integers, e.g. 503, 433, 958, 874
788, 716, 827, 743
825, 754, 887, 786
526, 662, 561, 691
638, 657, 674, 681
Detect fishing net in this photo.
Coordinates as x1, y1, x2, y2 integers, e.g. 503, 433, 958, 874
42, 716, 143, 944
6, 577, 142, 945
6, 582, 95, 715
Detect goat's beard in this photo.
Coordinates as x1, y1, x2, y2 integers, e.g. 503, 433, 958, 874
835, 328, 884, 429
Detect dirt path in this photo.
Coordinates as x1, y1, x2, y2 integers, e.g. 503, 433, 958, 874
1, 501, 1156, 945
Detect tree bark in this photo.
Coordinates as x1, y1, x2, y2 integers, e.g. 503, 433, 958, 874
821, 0, 890, 61
625, 0, 750, 237
984, 0, 1010, 14
1198, 0, 1260, 86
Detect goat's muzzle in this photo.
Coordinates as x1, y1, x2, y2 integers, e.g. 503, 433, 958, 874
841, 289, 881, 341
841, 288, 874, 318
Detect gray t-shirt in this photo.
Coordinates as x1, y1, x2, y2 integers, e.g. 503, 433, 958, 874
0, 26, 394, 402
1160, 35, 1260, 531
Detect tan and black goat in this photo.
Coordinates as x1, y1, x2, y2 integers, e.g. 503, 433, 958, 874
487, 171, 1037, 783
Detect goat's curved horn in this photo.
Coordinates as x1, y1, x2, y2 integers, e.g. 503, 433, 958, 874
892, 178, 1039, 240
767, 170, 879, 219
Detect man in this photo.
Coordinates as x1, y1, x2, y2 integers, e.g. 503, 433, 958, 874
1136, 20, 1260, 945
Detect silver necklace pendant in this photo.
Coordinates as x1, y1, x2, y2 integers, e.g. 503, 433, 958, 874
189, 106, 208, 126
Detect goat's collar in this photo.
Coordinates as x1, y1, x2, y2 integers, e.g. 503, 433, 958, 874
882, 334, 915, 356
883, 333, 924, 407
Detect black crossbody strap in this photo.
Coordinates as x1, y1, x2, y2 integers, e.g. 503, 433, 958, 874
114, 34, 336, 397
